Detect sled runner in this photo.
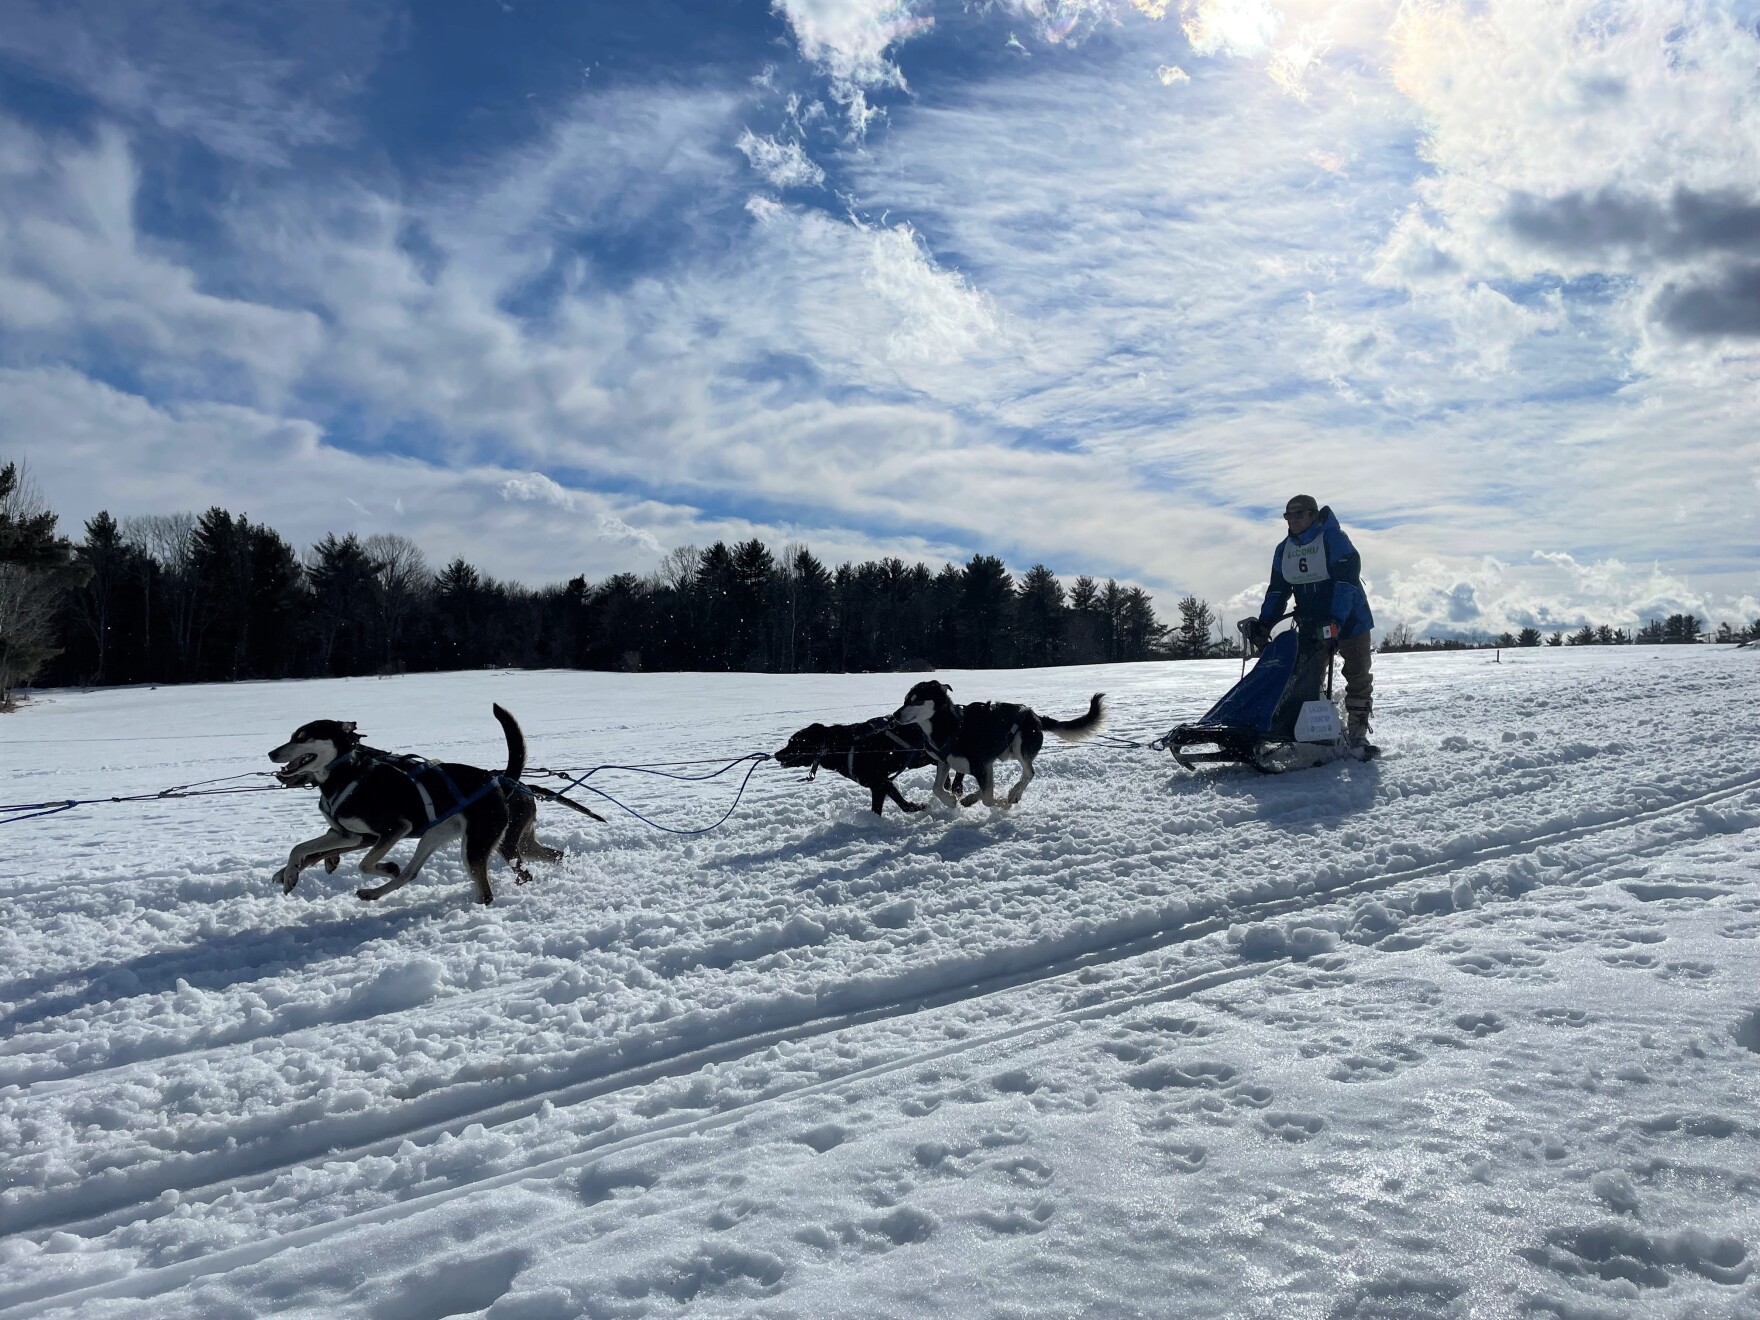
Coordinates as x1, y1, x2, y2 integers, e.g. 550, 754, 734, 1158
1161, 620, 1377, 774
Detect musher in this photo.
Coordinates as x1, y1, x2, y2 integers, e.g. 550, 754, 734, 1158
1240, 494, 1376, 748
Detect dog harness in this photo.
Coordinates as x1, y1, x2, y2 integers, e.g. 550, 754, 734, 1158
809, 724, 925, 780
319, 749, 530, 835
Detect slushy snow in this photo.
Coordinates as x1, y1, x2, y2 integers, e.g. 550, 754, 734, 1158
1, 646, 1757, 1318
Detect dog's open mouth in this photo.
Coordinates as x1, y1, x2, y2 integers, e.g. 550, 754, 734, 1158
274, 752, 317, 783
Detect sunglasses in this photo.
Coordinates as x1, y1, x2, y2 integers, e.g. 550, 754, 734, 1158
1283, 508, 1315, 518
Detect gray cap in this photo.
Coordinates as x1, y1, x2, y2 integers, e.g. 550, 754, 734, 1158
1284, 494, 1319, 515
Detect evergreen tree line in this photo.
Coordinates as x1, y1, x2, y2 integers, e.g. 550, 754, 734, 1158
6, 477, 1250, 697
1378, 614, 1758, 653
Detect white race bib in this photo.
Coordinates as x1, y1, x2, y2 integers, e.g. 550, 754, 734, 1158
1281, 536, 1330, 584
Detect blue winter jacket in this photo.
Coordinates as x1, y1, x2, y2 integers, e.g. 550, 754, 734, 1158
1257, 506, 1375, 640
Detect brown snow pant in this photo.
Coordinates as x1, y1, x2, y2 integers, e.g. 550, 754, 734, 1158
1339, 632, 1373, 728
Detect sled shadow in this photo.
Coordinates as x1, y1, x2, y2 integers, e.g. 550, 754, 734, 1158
0, 893, 451, 1035
1160, 757, 1384, 832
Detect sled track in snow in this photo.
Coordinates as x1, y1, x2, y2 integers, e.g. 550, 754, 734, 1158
4, 770, 1759, 1315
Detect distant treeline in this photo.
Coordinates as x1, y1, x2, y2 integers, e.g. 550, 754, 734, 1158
3, 466, 1249, 700
1379, 616, 1758, 652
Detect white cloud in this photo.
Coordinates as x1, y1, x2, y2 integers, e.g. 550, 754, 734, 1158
736, 131, 827, 189
0, 121, 324, 401
0, 0, 390, 166
1180, 0, 1281, 57
1377, 551, 1760, 640
861, 222, 1001, 362
596, 515, 665, 556
1384, 0, 1760, 363
500, 472, 579, 509
771, 0, 933, 130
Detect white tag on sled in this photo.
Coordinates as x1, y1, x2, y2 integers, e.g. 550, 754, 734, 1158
1293, 700, 1342, 743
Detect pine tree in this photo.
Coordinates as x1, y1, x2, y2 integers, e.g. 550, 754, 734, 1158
67, 512, 131, 684
1661, 613, 1703, 643
958, 555, 1015, 668
1174, 595, 1217, 659
0, 462, 89, 705
1014, 565, 1066, 667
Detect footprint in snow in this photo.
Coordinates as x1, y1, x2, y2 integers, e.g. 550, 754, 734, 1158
1325, 1042, 1425, 1084
1123, 1012, 1217, 1039
578, 1162, 658, 1206
1621, 880, 1731, 903
706, 1198, 764, 1230
975, 1197, 1055, 1235
1000, 1154, 1054, 1186
1738, 1009, 1760, 1054
1657, 960, 1716, 982
1535, 1006, 1591, 1028
1452, 948, 1551, 980
798, 1206, 937, 1253
797, 1123, 848, 1153
1520, 1222, 1751, 1287
1124, 1060, 1238, 1092
1600, 950, 1659, 969
629, 1246, 788, 1303
989, 1068, 1039, 1095
1263, 1111, 1326, 1142
1452, 1011, 1505, 1038
1156, 1142, 1208, 1171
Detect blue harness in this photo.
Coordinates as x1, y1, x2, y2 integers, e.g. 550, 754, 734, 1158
319, 749, 528, 836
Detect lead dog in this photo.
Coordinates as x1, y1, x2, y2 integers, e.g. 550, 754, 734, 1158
775, 715, 964, 816
268, 703, 597, 904
892, 681, 1105, 809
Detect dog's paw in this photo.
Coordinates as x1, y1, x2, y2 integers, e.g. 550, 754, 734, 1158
960, 792, 983, 807
276, 868, 299, 893
323, 855, 341, 874
355, 888, 380, 901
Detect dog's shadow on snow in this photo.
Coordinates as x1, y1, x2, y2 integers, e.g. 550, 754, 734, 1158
721, 809, 1013, 884
0, 893, 453, 1036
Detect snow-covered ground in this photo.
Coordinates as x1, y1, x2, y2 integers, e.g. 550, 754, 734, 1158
2, 647, 1757, 1319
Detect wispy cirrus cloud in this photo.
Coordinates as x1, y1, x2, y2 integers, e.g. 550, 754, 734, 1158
0, 0, 392, 165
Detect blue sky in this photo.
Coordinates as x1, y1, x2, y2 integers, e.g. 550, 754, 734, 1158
2, 0, 1757, 638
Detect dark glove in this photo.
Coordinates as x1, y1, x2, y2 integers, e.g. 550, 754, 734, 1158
1237, 617, 1271, 651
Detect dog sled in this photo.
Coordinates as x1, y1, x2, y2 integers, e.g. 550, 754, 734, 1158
1160, 618, 1377, 774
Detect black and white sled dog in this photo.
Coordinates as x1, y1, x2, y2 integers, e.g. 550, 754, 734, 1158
268, 703, 599, 905
775, 715, 964, 816
891, 681, 1105, 809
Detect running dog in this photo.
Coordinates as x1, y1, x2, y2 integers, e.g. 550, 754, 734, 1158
268, 704, 599, 904
891, 681, 1105, 809
775, 715, 963, 816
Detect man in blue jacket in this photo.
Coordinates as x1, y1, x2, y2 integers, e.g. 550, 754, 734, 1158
1242, 494, 1375, 747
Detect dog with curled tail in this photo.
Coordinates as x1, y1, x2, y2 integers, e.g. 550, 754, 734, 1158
891, 681, 1105, 809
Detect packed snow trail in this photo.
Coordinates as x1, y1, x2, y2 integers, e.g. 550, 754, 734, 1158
2, 647, 1757, 1318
